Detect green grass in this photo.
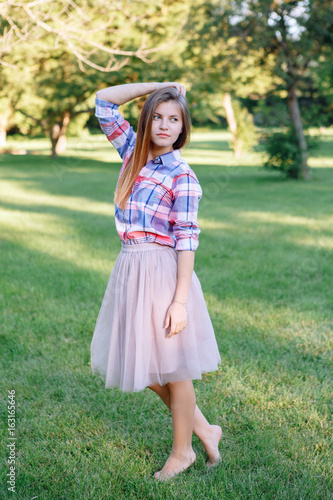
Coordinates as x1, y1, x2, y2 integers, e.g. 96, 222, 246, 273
0, 129, 333, 499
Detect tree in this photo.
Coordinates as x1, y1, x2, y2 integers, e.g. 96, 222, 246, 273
0, 0, 188, 71
183, 0, 280, 158
219, 0, 333, 178
0, 0, 189, 154
182, 0, 333, 175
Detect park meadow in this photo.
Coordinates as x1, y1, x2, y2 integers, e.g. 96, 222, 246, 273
0, 130, 332, 499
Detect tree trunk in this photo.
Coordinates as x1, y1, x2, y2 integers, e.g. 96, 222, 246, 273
287, 84, 311, 179
50, 112, 71, 157
222, 92, 242, 159
0, 111, 9, 148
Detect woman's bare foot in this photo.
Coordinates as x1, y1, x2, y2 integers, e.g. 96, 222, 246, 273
154, 450, 196, 481
202, 425, 222, 466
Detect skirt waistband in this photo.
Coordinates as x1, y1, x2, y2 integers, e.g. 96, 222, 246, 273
121, 242, 175, 253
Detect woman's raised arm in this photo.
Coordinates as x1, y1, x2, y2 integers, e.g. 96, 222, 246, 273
96, 82, 186, 105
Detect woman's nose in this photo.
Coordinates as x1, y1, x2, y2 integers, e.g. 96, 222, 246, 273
160, 119, 168, 129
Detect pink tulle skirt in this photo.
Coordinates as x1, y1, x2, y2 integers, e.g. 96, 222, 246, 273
90, 241, 221, 392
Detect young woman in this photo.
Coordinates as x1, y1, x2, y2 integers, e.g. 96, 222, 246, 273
90, 82, 222, 481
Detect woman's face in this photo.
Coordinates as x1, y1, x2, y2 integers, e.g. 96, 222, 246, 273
150, 101, 183, 154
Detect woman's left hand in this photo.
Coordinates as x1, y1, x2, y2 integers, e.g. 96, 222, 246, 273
164, 302, 187, 338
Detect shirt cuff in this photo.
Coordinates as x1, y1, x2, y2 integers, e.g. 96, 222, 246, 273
95, 98, 119, 116
175, 237, 199, 251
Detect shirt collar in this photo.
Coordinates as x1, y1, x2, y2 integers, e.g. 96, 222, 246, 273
153, 149, 181, 165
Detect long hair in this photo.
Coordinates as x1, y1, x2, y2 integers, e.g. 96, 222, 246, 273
114, 87, 191, 211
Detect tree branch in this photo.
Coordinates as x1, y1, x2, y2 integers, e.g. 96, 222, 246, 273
0, 0, 188, 70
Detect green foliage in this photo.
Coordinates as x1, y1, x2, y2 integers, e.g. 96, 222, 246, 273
300, 94, 333, 129
1, 0, 333, 159
0, 0, 189, 152
262, 128, 319, 178
190, 0, 332, 173
232, 100, 258, 153
66, 113, 90, 137
188, 88, 226, 128
254, 97, 290, 128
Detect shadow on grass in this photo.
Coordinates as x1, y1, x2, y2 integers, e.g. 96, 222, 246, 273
1, 168, 332, 322
1, 154, 333, 217
1, 220, 332, 390
0, 154, 121, 206
1, 234, 331, 498
1, 151, 333, 497
189, 139, 232, 152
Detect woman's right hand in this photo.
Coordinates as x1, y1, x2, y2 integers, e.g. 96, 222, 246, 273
153, 82, 186, 96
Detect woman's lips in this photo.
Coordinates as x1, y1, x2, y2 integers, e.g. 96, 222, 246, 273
157, 133, 169, 137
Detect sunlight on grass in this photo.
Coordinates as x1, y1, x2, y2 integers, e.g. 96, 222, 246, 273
292, 236, 333, 250
185, 149, 233, 165
1, 130, 332, 499
279, 321, 333, 360
309, 157, 333, 168
1, 180, 115, 217
5, 129, 333, 171
206, 289, 333, 371
0, 180, 117, 273
0, 207, 115, 273
198, 218, 232, 230
239, 211, 333, 228
191, 131, 232, 141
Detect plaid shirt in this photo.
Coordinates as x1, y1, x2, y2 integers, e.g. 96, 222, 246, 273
95, 98, 202, 251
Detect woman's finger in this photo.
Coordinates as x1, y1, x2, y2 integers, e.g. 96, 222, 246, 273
164, 312, 170, 329
157, 82, 186, 96
168, 321, 178, 338
173, 82, 186, 96
178, 84, 186, 96
167, 320, 187, 338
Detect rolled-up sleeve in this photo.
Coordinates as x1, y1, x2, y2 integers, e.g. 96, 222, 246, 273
169, 172, 202, 251
95, 98, 136, 161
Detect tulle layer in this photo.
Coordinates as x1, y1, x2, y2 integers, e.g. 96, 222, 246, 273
90, 242, 221, 392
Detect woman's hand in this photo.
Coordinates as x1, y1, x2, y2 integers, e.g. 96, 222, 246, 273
153, 82, 186, 97
164, 301, 187, 338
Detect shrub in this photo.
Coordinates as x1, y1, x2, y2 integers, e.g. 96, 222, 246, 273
261, 127, 319, 178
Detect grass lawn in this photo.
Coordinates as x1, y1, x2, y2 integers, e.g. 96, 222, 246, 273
0, 129, 332, 499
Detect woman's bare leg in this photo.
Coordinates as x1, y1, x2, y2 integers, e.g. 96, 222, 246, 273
153, 380, 196, 480
148, 382, 222, 467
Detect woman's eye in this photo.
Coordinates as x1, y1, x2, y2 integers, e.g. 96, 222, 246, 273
153, 115, 160, 120
171, 118, 178, 122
